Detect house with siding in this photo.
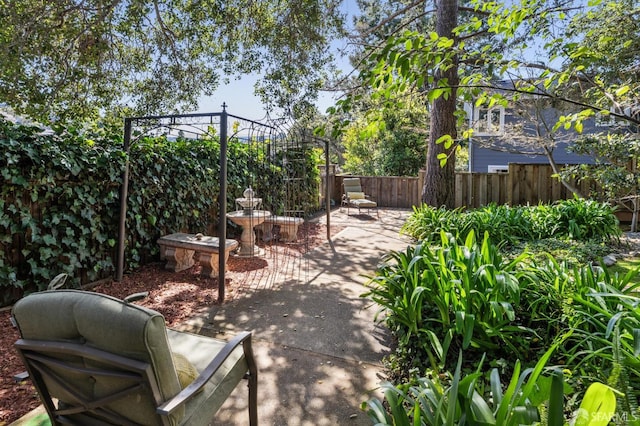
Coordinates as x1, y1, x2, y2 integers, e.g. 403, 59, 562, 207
463, 82, 611, 173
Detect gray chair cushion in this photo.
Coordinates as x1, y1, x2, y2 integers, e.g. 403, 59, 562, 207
351, 198, 377, 208
343, 178, 363, 194
344, 178, 376, 206
167, 329, 249, 425
12, 290, 184, 425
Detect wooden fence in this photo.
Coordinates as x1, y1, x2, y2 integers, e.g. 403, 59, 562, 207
330, 163, 596, 209
454, 164, 596, 208
332, 174, 421, 208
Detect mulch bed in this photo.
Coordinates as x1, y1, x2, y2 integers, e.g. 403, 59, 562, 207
0, 221, 343, 424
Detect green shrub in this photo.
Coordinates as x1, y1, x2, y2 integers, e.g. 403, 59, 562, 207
370, 201, 637, 423
402, 199, 621, 245
362, 341, 570, 426
508, 238, 613, 266
467, 203, 535, 244
538, 197, 621, 241
400, 205, 469, 243
363, 343, 623, 426
0, 121, 125, 303
524, 258, 640, 393
562, 264, 640, 397
364, 230, 535, 376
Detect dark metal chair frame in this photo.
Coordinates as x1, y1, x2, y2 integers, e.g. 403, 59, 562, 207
15, 332, 258, 426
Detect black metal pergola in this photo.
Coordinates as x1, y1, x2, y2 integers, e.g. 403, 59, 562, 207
116, 105, 332, 302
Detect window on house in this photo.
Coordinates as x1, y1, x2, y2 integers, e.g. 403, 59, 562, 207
595, 108, 616, 127
596, 106, 637, 127
473, 106, 505, 136
488, 165, 509, 173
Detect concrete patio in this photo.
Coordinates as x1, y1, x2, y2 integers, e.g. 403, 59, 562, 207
177, 208, 412, 425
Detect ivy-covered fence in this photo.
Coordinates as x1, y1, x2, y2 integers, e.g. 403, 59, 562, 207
0, 119, 320, 306
1, 121, 124, 305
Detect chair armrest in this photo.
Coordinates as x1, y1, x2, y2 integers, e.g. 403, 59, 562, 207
157, 331, 254, 416
124, 292, 149, 303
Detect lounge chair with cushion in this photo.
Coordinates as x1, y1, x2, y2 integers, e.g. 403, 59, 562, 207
12, 289, 258, 425
341, 177, 379, 218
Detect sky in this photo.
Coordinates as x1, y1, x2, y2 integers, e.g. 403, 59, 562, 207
196, 73, 343, 121
197, 74, 276, 120
196, 0, 360, 121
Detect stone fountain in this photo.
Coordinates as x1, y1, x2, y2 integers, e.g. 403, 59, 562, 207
227, 187, 271, 257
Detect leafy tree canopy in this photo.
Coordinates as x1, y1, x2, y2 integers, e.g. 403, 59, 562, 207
362, 0, 640, 132
339, 91, 428, 176
0, 0, 345, 124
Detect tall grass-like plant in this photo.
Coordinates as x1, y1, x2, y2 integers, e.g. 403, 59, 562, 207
564, 264, 640, 406
525, 202, 563, 239
363, 241, 447, 371
565, 264, 640, 374
467, 203, 535, 245
527, 197, 621, 241
519, 256, 640, 422
435, 230, 533, 355
515, 254, 595, 357
401, 199, 621, 245
400, 205, 470, 243
363, 339, 568, 425
552, 197, 621, 241
364, 230, 535, 372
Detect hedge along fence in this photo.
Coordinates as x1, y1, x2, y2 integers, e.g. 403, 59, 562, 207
0, 119, 319, 306
1, 121, 124, 305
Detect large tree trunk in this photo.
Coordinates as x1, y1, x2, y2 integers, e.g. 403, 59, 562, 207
422, 0, 458, 208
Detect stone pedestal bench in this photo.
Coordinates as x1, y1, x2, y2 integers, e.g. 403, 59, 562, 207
255, 216, 304, 242
158, 233, 239, 278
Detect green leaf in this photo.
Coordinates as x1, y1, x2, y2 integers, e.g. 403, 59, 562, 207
615, 86, 630, 97
574, 383, 617, 426
455, 311, 475, 349
547, 369, 564, 426
447, 353, 463, 424
385, 386, 410, 425
361, 397, 391, 424
468, 391, 496, 424
437, 153, 448, 167
423, 329, 444, 360
428, 88, 445, 102
435, 134, 453, 147
490, 368, 503, 407
11, 175, 28, 186
405, 39, 413, 51
42, 235, 57, 246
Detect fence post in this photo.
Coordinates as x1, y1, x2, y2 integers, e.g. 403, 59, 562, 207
417, 169, 426, 206
116, 118, 132, 282
218, 104, 228, 303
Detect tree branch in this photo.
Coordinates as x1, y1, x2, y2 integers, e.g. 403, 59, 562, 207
357, 0, 429, 38
153, 0, 178, 43
544, 145, 585, 198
